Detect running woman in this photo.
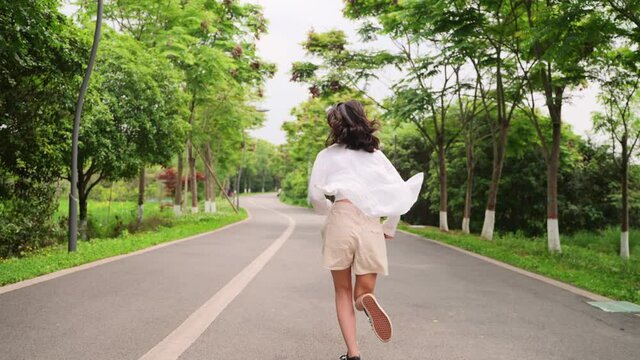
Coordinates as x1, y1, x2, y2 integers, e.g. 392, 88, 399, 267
307, 100, 424, 360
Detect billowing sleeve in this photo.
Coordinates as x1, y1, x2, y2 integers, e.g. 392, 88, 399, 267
307, 151, 333, 215
375, 149, 424, 237
382, 215, 401, 238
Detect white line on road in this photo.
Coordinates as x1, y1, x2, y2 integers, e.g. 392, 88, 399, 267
137, 198, 296, 360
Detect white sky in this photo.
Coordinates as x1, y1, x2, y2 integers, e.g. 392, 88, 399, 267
63, 0, 603, 145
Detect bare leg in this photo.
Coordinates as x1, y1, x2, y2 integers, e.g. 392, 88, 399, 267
354, 273, 377, 311
331, 268, 359, 358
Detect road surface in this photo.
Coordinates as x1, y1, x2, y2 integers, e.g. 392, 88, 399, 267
0, 193, 638, 360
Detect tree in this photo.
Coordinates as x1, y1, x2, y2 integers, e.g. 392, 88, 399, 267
292, 21, 466, 231
513, 0, 611, 252
84, 0, 275, 216
0, 0, 84, 184
70, 32, 187, 239
593, 48, 640, 259
452, 1, 524, 240
0, 0, 86, 256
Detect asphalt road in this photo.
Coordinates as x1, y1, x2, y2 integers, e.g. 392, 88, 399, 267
0, 193, 638, 360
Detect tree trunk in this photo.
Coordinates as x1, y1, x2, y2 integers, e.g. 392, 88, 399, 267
437, 146, 449, 231
236, 131, 245, 208
187, 91, 198, 213
188, 139, 198, 213
481, 124, 509, 240
221, 178, 228, 199
235, 170, 241, 208
203, 146, 211, 213
79, 185, 88, 241
546, 108, 562, 253
206, 142, 217, 213
621, 137, 630, 259
137, 166, 144, 227
174, 151, 183, 216
183, 148, 189, 210
462, 135, 475, 234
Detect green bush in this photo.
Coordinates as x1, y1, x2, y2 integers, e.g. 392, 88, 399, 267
0, 181, 62, 258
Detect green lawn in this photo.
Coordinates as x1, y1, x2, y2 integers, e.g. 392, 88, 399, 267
278, 193, 310, 207
401, 224, 640, 304
0, 198, 247, 286
55, 198, 176, 239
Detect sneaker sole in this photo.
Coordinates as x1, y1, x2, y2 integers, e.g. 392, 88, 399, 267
361, 294, 392, 342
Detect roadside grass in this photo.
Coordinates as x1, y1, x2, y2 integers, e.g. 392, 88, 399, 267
401, 225, 640, 304
55, 198, 175, 239
279, 194, 311, 207
0, 199, 247, 286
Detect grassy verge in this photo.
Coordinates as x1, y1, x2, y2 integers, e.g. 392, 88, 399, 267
0, 199, 247, 286
55, 198, 176, 239
401, 224, 640, 304
278, 194, 310, 208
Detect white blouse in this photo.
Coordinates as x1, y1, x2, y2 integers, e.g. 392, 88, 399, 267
307, 143, 424, 237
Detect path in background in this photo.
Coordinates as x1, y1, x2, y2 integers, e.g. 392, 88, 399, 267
1, 193, 638, 359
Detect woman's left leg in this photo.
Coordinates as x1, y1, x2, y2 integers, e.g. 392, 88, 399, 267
331, 268, 359, 358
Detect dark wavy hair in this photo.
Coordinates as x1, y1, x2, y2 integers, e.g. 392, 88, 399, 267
325, 100, 380, 153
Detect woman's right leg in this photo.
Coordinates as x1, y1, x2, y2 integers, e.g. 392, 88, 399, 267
331, 268, 359, 358
353, 273, 377, 311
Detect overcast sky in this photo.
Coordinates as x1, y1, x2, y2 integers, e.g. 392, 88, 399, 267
63, 0, 604, 145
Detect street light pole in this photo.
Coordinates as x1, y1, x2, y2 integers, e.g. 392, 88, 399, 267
69, 0, 104, 252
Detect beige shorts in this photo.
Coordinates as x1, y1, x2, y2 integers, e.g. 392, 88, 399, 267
320, 201, 389, 276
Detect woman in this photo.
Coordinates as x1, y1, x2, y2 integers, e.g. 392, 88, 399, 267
307, 100, 424, 360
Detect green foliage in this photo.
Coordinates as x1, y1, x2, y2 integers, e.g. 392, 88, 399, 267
0, 179, 62, 258
309, 106, 628, 237
0, 0, 85, 182
76, 31, 188, 180
55, 198, 173, 239
246, 139, 279, 192
0, 1, 85, 257
1, 0, 277, 255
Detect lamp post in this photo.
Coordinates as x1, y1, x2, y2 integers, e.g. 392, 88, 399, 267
69, 0, 104, 252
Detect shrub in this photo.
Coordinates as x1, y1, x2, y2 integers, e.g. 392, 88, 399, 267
0, 181, 61, 258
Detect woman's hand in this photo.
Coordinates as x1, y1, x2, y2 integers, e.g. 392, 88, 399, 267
384, 233, 394, 240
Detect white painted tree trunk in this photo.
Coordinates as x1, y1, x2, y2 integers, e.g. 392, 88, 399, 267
191, 206, 199, 214
173, 205, 181, 216
137, 204, 143, 223
481, 210, 495, 240
462, 217, 470, 234
204, 200, 211, 213
211, 202, 217, 213
547, 218, 561, 253
439, 211, 449, 231
80, 219, 88, 240
621, 231, 630, 259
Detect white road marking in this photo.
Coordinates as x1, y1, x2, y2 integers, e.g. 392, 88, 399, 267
137, 198, 296, 360
400, 229, 612, 302
0, 210, 253, 295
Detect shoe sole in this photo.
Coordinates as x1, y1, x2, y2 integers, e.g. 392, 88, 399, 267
361, 294, 392, 342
